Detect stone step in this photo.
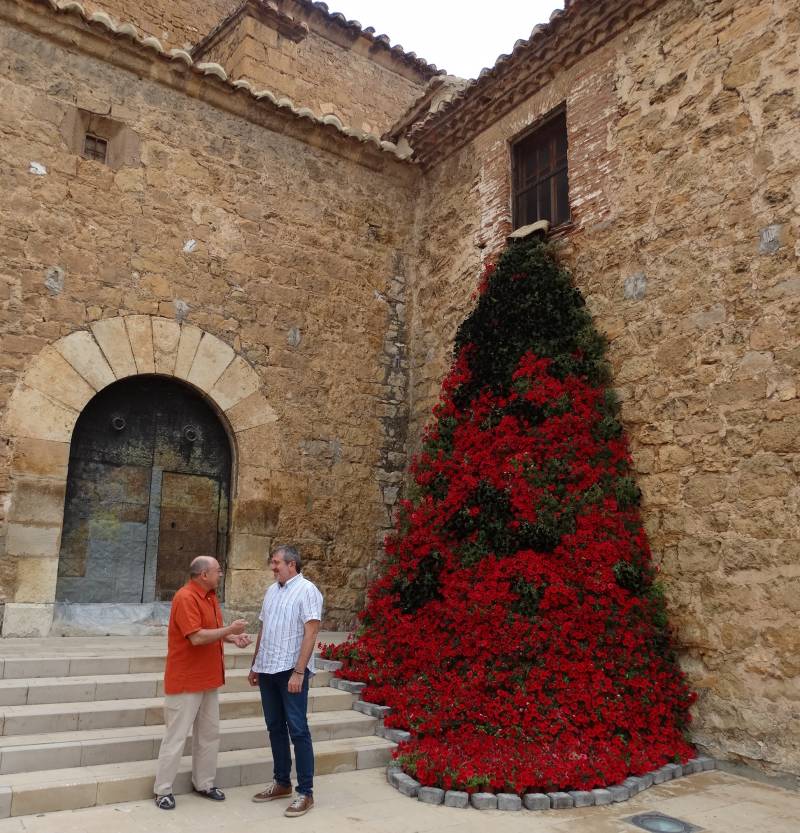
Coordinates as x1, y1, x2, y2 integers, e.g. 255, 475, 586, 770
0, 735, 397, 818
0, 634, 347, 681
0, 710, 377, 775
0, 688, 356, 736
0, 648, 255, 680
0, 667, 332, 706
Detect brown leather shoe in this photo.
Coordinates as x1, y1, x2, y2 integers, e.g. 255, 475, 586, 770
252, 782, 293, 802
284, 793, 314, 817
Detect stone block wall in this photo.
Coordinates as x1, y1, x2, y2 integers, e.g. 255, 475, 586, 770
409, 0, 800, 779
197, 8, 432, 135
0, 3, 418, 629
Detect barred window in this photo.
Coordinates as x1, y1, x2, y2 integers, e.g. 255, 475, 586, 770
83, 133, 108, 164
512, 109, 570, 229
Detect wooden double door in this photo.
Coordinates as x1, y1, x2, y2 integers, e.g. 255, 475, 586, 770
56, 376, 231, 603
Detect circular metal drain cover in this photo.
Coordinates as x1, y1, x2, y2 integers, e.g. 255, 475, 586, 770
628, 812, 701, 833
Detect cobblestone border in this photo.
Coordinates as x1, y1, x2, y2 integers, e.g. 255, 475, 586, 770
318, 659, 717, 812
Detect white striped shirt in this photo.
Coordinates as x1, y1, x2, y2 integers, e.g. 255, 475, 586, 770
252, 574, 323, 674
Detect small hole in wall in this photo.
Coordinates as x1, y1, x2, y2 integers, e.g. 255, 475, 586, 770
83, 133, 108, 163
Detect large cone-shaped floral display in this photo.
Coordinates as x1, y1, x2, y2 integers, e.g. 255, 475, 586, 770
327, 238, 696, 793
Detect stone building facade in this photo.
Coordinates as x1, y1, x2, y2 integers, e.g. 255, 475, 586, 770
0, 0, 797, 784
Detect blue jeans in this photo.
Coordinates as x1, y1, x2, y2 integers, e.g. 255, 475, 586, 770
258, 670, 314, 796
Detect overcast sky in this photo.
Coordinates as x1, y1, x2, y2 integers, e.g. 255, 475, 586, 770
324, 1, 566, 79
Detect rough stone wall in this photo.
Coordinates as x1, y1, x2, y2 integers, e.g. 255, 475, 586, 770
0, 12, 417, 628
199, 14, 429, 135
409, 0, 800, 779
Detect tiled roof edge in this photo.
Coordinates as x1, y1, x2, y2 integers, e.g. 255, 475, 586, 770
407, 0, 665, 166
296, 0, 444, 79
26, 0, 414, 162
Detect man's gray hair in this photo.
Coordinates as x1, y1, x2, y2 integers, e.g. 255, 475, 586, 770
189, 555, 216, 577
273, 544, 302, 572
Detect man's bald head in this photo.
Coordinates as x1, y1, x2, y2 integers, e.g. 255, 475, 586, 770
189, 556, 222, 591
189, 556, 217, 577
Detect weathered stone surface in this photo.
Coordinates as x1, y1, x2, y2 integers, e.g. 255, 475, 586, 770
187, 332, 235, 392
225, 393, 278, 433
547, 792, 573, 809
91, 317, 137, 378
25, 347, 96, 412
444, 790, 469, 808
7, 479, 67, 526
569, 790, 594, 807
382, 728, 411, 743
0, 603, 55, 637
523, 793, 550, 810
496, 793, 522, 811
470, 792, 497, 810
417, 787, 444, 805
14, 556, 59, 603
10, 439, 70, 479
607, 784, 631, 802
592, 788, 614, 806
395, 773, 420, 798
209, 355, 261, 411
152, 317, 181, 375
228, 533, 269, 570
5, 524, 61, 559
173, 325, 203, 381
54, 331, 115, 391
4, 386, 78, 443
125, 315, 155, 374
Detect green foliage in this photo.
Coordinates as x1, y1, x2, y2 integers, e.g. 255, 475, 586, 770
511, 578, 542, 619
392, 551, 444, 614
613, 559, 649, 595
453, 240, 610, 405
614, 477, 642, 508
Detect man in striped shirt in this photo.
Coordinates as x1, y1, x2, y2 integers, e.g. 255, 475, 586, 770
248, 544, 323, 818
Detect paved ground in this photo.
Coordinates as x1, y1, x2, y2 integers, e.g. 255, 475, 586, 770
0, 766, 797, 833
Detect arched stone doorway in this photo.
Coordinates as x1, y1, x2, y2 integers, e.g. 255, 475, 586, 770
56, 376, 232, 605
1, 315, 282, 637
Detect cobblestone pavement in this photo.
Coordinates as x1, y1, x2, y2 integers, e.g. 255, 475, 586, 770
0, 766, 797, 833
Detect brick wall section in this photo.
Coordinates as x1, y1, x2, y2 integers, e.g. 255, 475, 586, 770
410, 0, 800, 778
0, 13, 419, 628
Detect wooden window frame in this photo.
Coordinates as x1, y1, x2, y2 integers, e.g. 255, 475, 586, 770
512, 107, 570, 230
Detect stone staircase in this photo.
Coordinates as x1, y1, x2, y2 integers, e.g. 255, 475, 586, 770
0, 636, 394, 819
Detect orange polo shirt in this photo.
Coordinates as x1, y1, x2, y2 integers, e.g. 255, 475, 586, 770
164, 580, 226, 695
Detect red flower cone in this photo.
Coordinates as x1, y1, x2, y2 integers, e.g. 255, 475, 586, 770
327, 238, 696, 794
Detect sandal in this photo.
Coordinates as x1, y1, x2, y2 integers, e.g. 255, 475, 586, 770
193, 786, 226, 801
155, 793, 176, 810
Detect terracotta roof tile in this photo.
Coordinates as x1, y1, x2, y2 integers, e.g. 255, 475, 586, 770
405, 0, 664, 167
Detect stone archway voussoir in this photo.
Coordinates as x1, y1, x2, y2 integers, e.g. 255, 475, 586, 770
3, 384, 79, 443
55, 330, 115, 391
90, 317, 138, 379
187, 332, 236, 393
124, 315, 156, 374
225, 392, 278, 433
23, 345, 96, 414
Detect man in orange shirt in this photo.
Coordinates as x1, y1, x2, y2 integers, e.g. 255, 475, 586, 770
153, 555, 250, 810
